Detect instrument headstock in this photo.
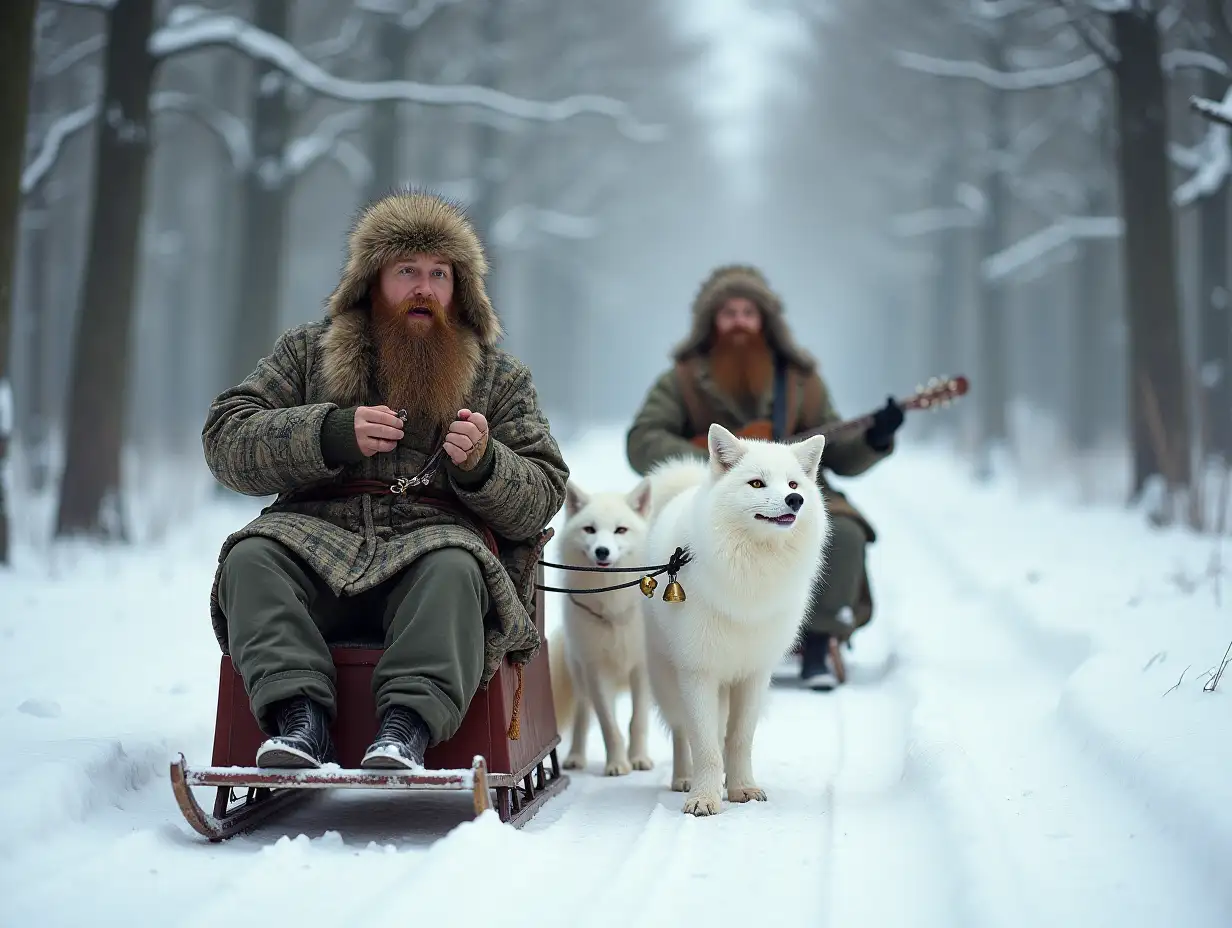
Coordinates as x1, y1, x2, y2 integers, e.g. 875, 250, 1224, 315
900, 374, 969, 411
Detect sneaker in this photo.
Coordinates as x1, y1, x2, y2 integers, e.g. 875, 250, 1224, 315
255, 696, 335, 768
361, 706, 431, 770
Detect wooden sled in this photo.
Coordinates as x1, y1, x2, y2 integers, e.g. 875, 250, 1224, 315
171, 564, 568, 841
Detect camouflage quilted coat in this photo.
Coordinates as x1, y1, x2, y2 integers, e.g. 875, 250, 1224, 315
202, 190, 569, 686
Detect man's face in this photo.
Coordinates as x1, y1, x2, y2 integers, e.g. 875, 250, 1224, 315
374, 253, 455, 331
713, 296, 762, 343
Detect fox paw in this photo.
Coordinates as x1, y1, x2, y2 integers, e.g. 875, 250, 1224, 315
671, 776, 692, 792
604, 757, 633, 776
630, 755, 655, 771
562, 754, 586, 770
728, 785, 767, 803
682, 791, 723, 816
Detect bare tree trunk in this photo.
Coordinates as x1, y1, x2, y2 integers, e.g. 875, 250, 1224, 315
365, 22, 409, 201
0, 0, 40, 562
1072, 235, 1104, 452
55, 0, 157, 540
467, 0, 507, 317
1199, 69, 1232, 463
226, 0, 291, 390
972, 34, 1010, 478
1110, 10, 1192, 499
925, 143, 965, 440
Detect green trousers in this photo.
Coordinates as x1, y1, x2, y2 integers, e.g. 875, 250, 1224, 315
217, 536, 489, 746
805, 515, 867, 637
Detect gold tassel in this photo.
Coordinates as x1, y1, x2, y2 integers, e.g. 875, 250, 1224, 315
506, 662, 524, 740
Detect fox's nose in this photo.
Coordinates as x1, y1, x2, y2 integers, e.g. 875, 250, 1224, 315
595, 546, 610, 561
784, 493, 804, 512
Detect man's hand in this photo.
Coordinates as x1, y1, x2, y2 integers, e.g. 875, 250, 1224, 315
864, 396, 904, 451
355, 405, 405, 456
445, 408, 489, 469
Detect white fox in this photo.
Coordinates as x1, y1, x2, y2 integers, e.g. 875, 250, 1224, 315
548, 479, 656, 776
640, 423, 829, 815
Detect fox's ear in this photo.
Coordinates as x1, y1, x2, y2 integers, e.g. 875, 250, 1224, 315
792, 435, 826, 479
708, 423, 746, 474
627, 477, 652, 517
565, 481, 589, 516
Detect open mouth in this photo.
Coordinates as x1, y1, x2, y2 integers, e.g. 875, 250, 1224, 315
754, 513, 796, 526
407, 307, 433, 318
594, 559, 611, 567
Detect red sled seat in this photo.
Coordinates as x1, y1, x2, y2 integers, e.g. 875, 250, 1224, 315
172, 563, 567, 839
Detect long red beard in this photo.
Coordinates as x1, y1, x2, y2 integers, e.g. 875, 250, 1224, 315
710, 329, 773, 402
371, 292, 480, 429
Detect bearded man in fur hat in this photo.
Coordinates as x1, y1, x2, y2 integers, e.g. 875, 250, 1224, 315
625, 265, 903, 690
202, 189, 568, 769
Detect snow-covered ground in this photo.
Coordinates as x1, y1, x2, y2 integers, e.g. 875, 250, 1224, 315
1, 427, 1229, 926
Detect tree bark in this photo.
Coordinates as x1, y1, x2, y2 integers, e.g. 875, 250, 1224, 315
226, 0, 292, 391
1198, 70, 1231, 462
972, 34, 1010, 477
1110, 10, 1192, 498
55, 0, 157, 540
364, 21, 409, 202
0, 0, 38, 562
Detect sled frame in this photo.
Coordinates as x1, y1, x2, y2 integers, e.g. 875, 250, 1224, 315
170, 740, 567, 841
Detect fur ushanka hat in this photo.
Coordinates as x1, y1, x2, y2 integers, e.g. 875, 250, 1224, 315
319, 188, 500, 405
671, 264, 815, 370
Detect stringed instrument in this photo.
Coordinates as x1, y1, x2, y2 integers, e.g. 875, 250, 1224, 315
689, 374, 970, 448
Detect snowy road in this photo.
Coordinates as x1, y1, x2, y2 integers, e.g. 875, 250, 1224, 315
2, 430, 1229, 926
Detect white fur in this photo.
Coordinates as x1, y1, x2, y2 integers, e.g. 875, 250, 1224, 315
641, 423, 830, 815
548, 479, 656, 776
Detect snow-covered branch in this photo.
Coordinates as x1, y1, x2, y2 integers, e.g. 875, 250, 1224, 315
44, 0, 115, 8
968, 0, 1037, 19
150, 91, 251, 171
1163, 49, 1229, 76
303, 15, 363, 61
1049, 0, 1120, 65
397, 0, 466, 31
282, 109, 367, 181
321, 140, 372, 189
148, 13, 666, 143
982, 216, 1123, 282
894, 50, 1105, 90
891, 206, 983, 238
1191, 94, 1232, 129
21, 103, 96, 195
42, 34, 105, 78
22, 92, 372, 196
1173, 87, 1232, 207
492, 206, 600, 248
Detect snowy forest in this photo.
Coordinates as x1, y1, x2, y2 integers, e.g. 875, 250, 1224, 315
2, 0, 1231, 559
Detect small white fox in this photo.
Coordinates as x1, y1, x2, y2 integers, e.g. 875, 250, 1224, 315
548, 479, 656, 776
640, 423, 830, 815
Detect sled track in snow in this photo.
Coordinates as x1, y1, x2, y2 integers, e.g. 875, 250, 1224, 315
871, 478, 1232, 924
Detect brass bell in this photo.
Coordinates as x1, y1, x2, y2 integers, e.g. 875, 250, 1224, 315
662, 580, 686, 603
639, 575, 658, 598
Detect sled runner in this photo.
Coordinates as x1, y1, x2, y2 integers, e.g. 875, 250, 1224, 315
171, 564, 568, 841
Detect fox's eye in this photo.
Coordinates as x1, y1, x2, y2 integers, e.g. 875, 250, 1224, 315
788, 481, 798, 489
583, 526, 596, 534
615, 527, 628, 534
749, 479, 765, 489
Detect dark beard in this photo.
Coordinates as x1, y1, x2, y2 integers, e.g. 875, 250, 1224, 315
371, 293, 481, 429
709, 329, 773, 404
